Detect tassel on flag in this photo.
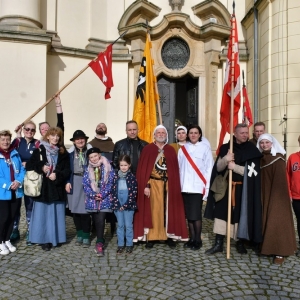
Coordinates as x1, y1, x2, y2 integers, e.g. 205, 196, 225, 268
89, 44, 114, 99
132, 33, 160, 143
216, 9, 241, 154
242, 83, 253, 127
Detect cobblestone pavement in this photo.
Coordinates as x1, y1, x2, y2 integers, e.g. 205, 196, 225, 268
1, 203, 300, 300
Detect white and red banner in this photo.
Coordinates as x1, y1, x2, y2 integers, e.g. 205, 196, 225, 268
89, 44, 114, 99
217, 13, 241, 154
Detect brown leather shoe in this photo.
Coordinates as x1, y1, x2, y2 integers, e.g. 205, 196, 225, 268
273, 256, 284, 265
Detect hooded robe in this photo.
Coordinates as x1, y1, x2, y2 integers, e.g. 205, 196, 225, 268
204, 139, 263, 243
133, 143, 188, 241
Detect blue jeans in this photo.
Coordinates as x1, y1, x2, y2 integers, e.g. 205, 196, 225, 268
114, 187, 134, 247
114, 210, 134, 247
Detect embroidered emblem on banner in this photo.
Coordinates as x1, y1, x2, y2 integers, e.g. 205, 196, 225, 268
248, 162, 258, 177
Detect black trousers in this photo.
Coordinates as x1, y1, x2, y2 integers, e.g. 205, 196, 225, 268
292, 200, 300, 243
73, 213, 91, 233
0, 194, 21, 242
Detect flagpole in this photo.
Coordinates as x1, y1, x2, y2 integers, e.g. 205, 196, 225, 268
16, 30, 128, 131
242, 70, 248, 125
146, 23, 163, 125
226, 2, 236, 260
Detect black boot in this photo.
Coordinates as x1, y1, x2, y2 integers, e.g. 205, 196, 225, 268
205, 235, 224, 255
236, 240, 247, 254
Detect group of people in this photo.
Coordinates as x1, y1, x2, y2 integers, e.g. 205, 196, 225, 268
1, 103, 300, 265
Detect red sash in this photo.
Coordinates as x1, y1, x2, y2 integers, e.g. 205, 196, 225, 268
181, 145, 206, 194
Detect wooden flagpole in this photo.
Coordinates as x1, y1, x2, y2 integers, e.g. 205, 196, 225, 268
226, 2, 236, 260
16, 30, 128, 131
146, 22, 162, 125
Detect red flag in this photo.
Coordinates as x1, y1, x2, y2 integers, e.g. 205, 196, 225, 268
242, 86, 253, 127
216, 13, 241, 154
89, 44, 114, 99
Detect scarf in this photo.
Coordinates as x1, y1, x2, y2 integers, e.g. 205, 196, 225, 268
118, 170, 129, 178
40, 140, 59, 175
88, 156, 112, 193
75, 146, 87, 168
0, 145, 15, 182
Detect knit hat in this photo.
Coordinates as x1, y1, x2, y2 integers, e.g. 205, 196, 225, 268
86, 147, 101, 157
70, 130, 89, 141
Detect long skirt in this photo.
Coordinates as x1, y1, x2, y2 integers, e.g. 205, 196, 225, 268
29, 201, 66, 246
67, 175, 87, 214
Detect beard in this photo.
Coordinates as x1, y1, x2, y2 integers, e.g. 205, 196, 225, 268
155, 136, 166, 143
96, 129, 106, 135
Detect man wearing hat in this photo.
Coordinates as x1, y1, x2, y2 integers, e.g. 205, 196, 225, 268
133, 125, 188, 248
66, 130, 92, 247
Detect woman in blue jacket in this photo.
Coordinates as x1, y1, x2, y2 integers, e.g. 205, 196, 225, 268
0, 130, 26, 255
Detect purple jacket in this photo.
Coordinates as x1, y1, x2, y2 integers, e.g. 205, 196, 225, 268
82, 164, 114, 212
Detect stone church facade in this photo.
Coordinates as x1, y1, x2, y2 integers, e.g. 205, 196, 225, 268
0, 0, 299, 154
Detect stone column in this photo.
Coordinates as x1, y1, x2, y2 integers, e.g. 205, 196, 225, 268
0, 0, 42, 31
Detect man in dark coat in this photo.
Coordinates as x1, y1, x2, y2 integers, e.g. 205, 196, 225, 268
204, 123, 262, 255
112, 120, 147, 175
133, 125, 188, 248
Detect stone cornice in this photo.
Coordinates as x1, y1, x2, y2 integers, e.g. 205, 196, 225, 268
0, 29, 132, 61
118, 0, 161, 30
192, 0, 231, 27
0, 29, 51, 45
50, 46, 132, 62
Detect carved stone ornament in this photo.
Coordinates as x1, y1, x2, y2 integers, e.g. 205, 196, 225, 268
169, 0, 184, 12
161, 37, 190, 70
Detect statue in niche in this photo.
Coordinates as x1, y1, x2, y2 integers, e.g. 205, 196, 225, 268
169, 0, 184, 12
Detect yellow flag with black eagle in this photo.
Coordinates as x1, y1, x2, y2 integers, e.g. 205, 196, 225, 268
132, 33, 160, 143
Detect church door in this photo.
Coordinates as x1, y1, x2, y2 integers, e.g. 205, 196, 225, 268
157, 75, 198, 143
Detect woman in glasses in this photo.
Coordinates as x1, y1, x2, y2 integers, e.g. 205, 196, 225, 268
10, 120, 40, 245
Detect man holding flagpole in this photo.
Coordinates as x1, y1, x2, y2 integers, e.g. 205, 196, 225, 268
204, 123, 262, 255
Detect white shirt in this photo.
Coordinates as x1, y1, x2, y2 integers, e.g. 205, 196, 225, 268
178, 141, 214, 199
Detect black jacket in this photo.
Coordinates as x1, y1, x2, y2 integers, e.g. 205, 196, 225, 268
112, 137, 148, 173
26, 145, 71, 203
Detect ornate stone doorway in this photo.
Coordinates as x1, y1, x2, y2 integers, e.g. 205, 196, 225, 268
157, 75, 198, 143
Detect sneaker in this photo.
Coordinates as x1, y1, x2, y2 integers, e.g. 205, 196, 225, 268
26, 231, 32, 246
94, 242, 104, 256
0, 243, 9, 255
10, 229, 20, 242
82, 238, 91, 248
5, 240, 16, 253
125, 246, 133, 255
116, 246, 125, 254
75, 236, 83, 246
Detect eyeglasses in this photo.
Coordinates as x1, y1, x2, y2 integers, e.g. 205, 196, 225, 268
24, 128, 36, 133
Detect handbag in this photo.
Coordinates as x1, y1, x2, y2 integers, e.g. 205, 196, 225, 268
210, 170, 229, 202
24, 149, 43, 197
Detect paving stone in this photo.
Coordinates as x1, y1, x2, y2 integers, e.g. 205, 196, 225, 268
1, 203, 300, 299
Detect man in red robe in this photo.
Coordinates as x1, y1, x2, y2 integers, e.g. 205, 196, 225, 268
133, 125, 188, 248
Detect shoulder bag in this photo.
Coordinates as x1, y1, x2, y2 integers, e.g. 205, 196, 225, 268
24, 149, 43, 197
